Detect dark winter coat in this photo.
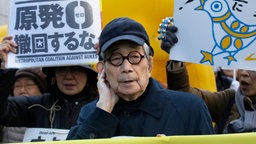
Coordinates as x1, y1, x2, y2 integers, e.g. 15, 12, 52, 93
166, 60, 238, 133
67, 78, 214, 139
0, 69, 98, 129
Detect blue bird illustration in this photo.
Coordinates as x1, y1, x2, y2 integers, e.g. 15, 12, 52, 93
196, 0, 256, 65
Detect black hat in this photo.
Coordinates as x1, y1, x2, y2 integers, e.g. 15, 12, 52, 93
99, 17, 154, 57
42, 65, 97, 77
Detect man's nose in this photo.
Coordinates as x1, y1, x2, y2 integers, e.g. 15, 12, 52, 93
121, 59, 133, 72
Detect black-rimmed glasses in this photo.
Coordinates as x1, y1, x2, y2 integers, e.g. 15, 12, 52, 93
106, 51, 145, 66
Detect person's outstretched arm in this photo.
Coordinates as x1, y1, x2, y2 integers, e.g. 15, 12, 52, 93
160, 22, 236, 133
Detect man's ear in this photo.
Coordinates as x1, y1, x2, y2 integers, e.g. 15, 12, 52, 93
96, 61, 104, 73
148, 56, 153, 73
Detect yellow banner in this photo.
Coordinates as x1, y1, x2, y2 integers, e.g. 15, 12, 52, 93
101, 0, 216, 92
0, 0, 216, 91
0, 25, 7, 42
18, 133, 256, 144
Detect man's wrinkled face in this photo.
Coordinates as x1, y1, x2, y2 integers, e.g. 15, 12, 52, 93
237, 69, 256, 97
103, 41, 153, 101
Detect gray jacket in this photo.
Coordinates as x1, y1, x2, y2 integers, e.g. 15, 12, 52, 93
2, 127, 26, 143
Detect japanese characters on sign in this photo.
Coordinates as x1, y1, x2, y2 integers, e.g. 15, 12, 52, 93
23, 128, 69, 142
170, 0, 256, 70
8, 0, 101, 68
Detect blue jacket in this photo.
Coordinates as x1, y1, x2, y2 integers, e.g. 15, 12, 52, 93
67, 78, 214, 139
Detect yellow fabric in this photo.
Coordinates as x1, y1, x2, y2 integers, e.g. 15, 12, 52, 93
0, 25, 7, 42
20, 133, 256, 144
0, 0, 217, 91
101, 0, 216, 92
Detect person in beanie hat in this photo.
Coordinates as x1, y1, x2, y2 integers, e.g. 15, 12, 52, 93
0, 35, 99, 143
12, 67, 47, 96
67, 17, 213, 140
1, 67, 47, 143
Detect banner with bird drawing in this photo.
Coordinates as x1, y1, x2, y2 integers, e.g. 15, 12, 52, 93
167, 0, 256, 71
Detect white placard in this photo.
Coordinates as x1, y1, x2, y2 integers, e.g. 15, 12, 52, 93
170, 0, 256, 70
23, 128, 69, 142
8, 0, 101, 68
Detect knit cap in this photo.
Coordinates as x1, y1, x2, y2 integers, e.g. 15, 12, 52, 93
14, 67, 47, 92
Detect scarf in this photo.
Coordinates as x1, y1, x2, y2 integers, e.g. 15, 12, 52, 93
225, 89, 256, 133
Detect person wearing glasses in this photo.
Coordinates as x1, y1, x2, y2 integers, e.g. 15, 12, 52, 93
0, 36, 98, 141
1, 67, 47, 143
66, 17, 214, 140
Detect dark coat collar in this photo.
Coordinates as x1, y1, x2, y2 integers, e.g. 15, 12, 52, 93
114, 78, 166, 119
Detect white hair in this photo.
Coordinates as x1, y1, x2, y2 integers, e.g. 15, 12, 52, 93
143, 43, 151, 57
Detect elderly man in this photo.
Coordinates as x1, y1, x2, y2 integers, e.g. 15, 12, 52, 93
67, 17, 214, 139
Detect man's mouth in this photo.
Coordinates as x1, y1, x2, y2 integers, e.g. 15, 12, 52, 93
123, 80, 133, 83
240, 80, 249, 89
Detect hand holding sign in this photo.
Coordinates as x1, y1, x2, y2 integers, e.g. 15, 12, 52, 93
0, 36, 17, 68
157, 17, 178, 54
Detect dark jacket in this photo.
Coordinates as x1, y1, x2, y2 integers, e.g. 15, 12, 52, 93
0, 93, 92, 129
215, 69, 233, 91
0, 69, 98, 129
166, 60, 238, 133
67, 78, 214, 139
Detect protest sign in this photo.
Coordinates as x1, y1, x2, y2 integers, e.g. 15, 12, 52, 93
169, 0, 256, 70
19, 132, 256, 144
7, 0, 101, 68
23, 128, 69, 142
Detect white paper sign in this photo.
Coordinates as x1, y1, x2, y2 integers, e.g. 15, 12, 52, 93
170, 0, 256, 70
7, 0, 101, 68
23, 128, 69, 142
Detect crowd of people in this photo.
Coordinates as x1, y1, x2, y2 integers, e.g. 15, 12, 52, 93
0, 36, 98, 142
0, 16, 255, 143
